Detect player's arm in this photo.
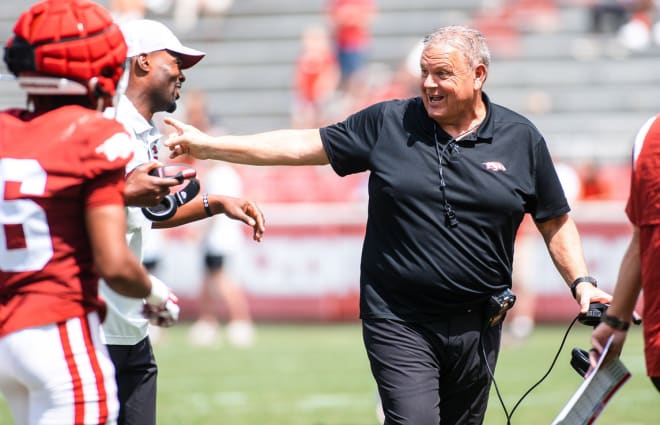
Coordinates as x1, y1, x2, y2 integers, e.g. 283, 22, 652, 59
86, 203, 152, 298
590, 226, 642, 367
152, 193, 265, 242
163, 117, 328, 166
600, 226, 642, 323
535, 213, 612, 313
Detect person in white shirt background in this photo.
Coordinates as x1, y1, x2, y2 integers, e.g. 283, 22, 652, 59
168, 89, 258, 348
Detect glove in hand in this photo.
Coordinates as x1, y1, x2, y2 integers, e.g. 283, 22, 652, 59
143, 291, 180, 327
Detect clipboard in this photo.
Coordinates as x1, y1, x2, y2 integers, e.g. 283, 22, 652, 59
551, 336, 631, 425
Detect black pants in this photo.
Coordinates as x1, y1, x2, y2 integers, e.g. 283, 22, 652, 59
652, 376, 660, 392
363, 313, 501, 425
107, 337, 158, 425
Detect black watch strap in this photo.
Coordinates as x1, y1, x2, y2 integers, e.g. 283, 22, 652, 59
570, 276, 597, 299
601, 313, 630, 331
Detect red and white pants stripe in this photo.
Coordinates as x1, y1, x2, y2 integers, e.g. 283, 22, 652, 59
0, 312, 119, 425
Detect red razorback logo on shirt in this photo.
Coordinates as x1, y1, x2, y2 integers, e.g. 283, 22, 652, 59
482, 161, 507, 172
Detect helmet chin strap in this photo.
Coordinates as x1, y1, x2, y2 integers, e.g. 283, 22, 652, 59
87, 77, 111, 111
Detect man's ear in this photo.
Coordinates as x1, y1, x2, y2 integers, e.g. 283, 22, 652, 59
474, 64, 487, 89
135, 53, 150, 72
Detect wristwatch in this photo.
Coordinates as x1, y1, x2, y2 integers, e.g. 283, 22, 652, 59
570, 276, 597, 299
601, 313, 630, 331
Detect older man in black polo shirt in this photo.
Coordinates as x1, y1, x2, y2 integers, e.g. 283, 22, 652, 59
163, 25, 612, 425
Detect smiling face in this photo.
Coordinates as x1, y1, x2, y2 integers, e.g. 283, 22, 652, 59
419, 43, 486, 129
147, 49, 185, 114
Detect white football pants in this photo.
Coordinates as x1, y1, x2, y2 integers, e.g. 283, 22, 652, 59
0, 312, 118, 425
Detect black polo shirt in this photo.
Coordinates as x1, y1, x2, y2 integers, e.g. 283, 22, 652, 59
319, 93, 569, 321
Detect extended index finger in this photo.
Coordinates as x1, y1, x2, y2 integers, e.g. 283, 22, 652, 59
163, 117, 184, 134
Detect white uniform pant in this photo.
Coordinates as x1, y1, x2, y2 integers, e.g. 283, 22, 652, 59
0, 312, 119, 425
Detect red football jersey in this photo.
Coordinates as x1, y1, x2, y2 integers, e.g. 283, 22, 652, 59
0, 105, 133, 337
626, 114, 660, 376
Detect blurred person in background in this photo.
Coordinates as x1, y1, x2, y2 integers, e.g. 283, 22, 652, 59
616, 0, 655, 50
470, 0, 522, 58
590, 114, 660, 393
176, 89, 256, 348
189, 162, 257, 348
0, 1, 168, 423
110, 0, 145, 23
399, 39, 426, 96
585, 0, 656, 51
471, 0, 558, 58
103, 19, 265, 425
590, 0, 631, 35
579, 160, 611, 200
337, 62, 413, 117
325, 0, 378, 89
141, 227, 165, 274
506, 159, 583, 343
173, 0, 234, 33
163, 25, 612, 424
292, 24, 341, 128
506, 215, 538, 343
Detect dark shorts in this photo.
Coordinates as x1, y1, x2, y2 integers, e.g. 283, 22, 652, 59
107, 337, 158, 425
362, 313, 501, 425
204, 253, 226, 270
142, 259, 159, 273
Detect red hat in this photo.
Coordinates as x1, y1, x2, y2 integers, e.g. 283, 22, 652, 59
3, 0, 127, 98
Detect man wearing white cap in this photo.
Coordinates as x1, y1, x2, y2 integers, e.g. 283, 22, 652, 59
101, 19, 265, 425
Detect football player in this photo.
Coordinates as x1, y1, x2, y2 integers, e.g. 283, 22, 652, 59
0, 1, 175, 424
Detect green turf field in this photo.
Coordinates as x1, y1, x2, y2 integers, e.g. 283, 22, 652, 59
0, 323, 657, 424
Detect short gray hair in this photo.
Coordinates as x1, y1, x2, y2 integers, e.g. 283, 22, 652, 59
423, 26, 491, 69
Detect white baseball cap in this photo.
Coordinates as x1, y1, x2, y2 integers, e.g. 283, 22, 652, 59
120, 19, 205, 69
